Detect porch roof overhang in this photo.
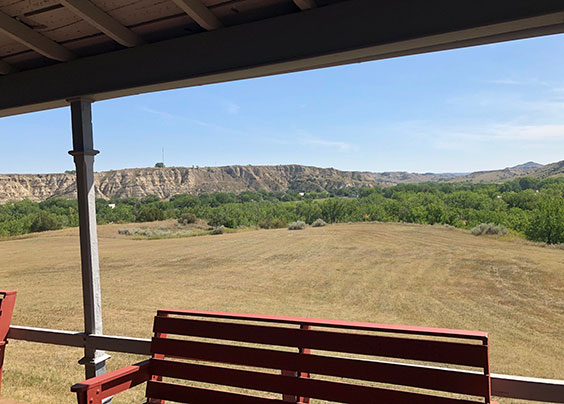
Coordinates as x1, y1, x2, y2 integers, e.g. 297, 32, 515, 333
1, 0, 564, 118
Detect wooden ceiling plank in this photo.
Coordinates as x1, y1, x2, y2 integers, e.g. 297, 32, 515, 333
0, 10, 75, 61
61, 0, 145, 47
0, 58, 17, 74
170, 0, 222, 30
294, 0, 316, 10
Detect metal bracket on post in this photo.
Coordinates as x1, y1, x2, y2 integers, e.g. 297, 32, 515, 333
68, 98, 110, 390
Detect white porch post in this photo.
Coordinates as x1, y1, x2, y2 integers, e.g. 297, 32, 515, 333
68, 98, 110, 380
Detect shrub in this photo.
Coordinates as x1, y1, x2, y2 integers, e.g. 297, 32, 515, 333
178, 212, 197, 225
211, 226, 224, 235
30, 211, 61, 232
208, 211, 237, 228
258, 217, 287, 229
288, 221, 306, 230
135, 206, 165, 222
311, 218, 327, 227
118, 227, 174, 237
118, 227, 147, 236
471, 223, 507, 236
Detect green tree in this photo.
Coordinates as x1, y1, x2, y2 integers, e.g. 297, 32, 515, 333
320, 198, 347, 223
135, 205, 165, 222
30, 211, 61, 232
525, 195, 564, 244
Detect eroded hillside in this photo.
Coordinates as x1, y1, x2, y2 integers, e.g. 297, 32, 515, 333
0, 165, 454, 203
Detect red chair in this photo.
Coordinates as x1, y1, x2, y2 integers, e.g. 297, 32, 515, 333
0, 291, 17, 395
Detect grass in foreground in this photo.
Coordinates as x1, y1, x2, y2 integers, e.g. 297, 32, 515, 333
0, 222, 562, 403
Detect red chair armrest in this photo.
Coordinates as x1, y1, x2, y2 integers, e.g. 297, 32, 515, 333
71, 360, 151, 404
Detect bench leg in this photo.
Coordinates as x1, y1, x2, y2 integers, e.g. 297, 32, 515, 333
146, 326, 166, 404
281, 324, 312, 403
146, 373, 165, 404
0, 342, 5, 394
146, 376, 165, 404
280, 369, 311, 403
281, 370, 298, 402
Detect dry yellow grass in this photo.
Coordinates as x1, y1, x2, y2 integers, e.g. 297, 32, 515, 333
0, 222, 563, 403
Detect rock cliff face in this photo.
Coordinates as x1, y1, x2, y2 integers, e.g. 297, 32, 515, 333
0, 165, 454, 203
2, 161, 557, 203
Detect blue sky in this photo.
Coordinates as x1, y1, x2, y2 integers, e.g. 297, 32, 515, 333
1, 34, 564, 174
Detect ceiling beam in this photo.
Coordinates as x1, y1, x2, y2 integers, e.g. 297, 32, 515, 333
171, 0, 223, 30
294, 0, 316, 10
61, 0, 145, 47
2, 0, 564, 117
0, 59, 17, 75
0, 10, 75, 62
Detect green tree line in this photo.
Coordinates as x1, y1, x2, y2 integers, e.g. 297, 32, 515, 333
1, 177, 564, 244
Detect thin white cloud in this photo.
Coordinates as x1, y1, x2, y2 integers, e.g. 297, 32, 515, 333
446, 92, 564, 121
482, 123, 564, 141
300, 137, 359, 152
139, 106, 177, 120
425, 123, 564, 151
139, 106, 245, 135
488, 79, 523, 85
487, 77, 549, 87
432, 139, 468, 151
226, 102, 240, 115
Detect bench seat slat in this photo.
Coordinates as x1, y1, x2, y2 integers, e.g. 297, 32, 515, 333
146, 381, 288, 404
153, 316, 488, 368
157, 310, 488, 342
151, 359, 484, 403
150, 338, 489, 396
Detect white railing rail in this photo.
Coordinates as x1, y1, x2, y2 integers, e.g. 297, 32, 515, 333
7, 325, 564, 403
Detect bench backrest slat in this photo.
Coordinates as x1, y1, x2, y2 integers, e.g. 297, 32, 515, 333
147, 381, 289, 404
151, 359, 482, 404
153, 316, 488, 367
148, 311, 491, 403
158, 309, 488, 342
150, 337, 489, 397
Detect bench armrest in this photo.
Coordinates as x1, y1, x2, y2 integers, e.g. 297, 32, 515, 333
71, 360, 151, 404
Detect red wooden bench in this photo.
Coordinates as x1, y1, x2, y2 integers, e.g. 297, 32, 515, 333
0, 290, 17, 395
72, 309, 497, 404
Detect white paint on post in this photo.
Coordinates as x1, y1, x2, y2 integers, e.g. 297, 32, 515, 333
68, 98, 110, 381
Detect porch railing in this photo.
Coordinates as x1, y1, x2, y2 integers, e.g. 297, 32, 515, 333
7, 325, 564, 403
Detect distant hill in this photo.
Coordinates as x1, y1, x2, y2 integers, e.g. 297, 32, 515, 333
510, 161, 543, 170
528, 160, 564, 179
0, 161, 561, 203
448, 161, 547, 183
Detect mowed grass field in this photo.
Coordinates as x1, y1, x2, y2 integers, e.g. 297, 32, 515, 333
0, 222, 563, 403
